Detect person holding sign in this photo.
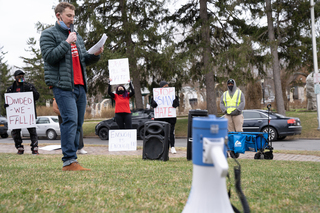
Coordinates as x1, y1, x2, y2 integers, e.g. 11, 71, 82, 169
4, 70, 40, 155
108, 79, 135, 129
151, 81, 180, 154
40, 2, 104, 171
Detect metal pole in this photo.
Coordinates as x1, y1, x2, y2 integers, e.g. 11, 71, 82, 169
310, 0, 320, 130
262, 82, 265, 105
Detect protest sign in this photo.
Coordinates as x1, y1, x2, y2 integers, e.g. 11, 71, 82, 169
108, 129, 137, 151
314, 73, 320, 84
153, 87, 176, 118
108, 58, 130, 85
5, 92, 36, 129
315, 83, 320, 95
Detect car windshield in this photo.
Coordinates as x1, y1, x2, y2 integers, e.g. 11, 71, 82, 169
51, 117, 59, 123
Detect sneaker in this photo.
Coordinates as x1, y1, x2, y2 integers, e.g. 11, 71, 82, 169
17, 147, 24, 155
32, 147, 39, 155
77, 149, 88, 154
171, 147, 177, 154
62, 162, 91, 171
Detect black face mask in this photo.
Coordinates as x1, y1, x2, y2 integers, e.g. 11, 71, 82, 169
117, 90, 124, 94
228, 86, 233, 91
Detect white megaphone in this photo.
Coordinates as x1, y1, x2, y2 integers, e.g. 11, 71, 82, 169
182, 115, 233, 213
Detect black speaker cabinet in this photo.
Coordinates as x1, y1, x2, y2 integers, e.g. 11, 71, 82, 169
143, 121, 170, 161
187, 110, 208, 160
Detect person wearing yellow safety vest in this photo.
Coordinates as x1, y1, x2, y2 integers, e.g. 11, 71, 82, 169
220, 79, 245, 132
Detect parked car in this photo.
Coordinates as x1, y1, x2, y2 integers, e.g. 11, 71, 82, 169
242, 109, 302, 141
18, 116, 61, 140
95, 109, 154, 140
221, 109, 302, 141
0, 116, 8, 138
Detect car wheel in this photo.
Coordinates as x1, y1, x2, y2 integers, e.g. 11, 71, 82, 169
46, 130, 57, 140
98, 127, 109, 140
139, 127, 145, 140
1, 133, 8, 138
277, 136, 286, 140
262, 127, 278, 141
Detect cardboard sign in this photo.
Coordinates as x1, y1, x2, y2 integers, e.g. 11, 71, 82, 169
153, 87, 176, 118
314, 73, 320, 84
5, 92, 36, 129
108, 129, 137, 151
315, 83, 320, 94
108, 58, 130, 85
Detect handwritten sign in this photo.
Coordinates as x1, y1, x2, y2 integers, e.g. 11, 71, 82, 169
5, 92, 36, 129
108, 58, 130, 85
315, 83, 320, 94
108, 129, 137, 151
153, 87, 176, 118
314, 73, 320, 84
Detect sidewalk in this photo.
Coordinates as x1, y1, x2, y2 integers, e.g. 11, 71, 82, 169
1, 144, 320, 162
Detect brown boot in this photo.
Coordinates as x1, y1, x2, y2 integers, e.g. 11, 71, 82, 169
62, 162, 91, 171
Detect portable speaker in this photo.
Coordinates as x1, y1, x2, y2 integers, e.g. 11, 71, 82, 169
142, 121, 170, 161
187, 110, 208, 160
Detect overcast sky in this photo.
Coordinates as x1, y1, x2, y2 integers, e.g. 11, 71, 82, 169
0, 0, 187, 73
0, 0, 59, 71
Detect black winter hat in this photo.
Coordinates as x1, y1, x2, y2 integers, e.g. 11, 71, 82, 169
227, 79, 235, 85
14, 70, 25, 76
159, 81, 168, 87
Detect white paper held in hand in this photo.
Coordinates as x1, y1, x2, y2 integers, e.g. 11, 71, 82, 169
87, 33, 107, 54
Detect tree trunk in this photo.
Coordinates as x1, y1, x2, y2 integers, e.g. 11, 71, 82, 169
120, 0, 144, 109
130, 61, 144, 109
200, 0, 217, 115
266, 0, 285, 115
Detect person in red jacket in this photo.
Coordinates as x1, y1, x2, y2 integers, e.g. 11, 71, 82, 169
108, 79, 135, 129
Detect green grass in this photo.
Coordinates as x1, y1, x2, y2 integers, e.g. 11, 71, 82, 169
83, 121, 101, 137
0, 154, 319, 212
286, 111, 320, 138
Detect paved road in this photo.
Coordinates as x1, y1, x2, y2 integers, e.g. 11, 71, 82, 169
0, 137, 319, 151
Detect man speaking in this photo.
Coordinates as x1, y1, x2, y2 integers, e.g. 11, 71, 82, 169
40, 2, 104, 171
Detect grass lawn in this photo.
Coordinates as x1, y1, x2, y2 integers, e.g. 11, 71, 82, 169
0, 154, 319, 212
84, 111, 320, 139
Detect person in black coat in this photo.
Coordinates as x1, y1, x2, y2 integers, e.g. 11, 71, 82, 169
151, 81, 179, 154
4, 70, 40, 155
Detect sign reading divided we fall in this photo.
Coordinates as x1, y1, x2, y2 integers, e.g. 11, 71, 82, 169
108, 58, 130, 85
4, 92, 36, 130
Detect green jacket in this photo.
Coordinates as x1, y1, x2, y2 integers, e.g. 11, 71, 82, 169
40, 22, 100, 92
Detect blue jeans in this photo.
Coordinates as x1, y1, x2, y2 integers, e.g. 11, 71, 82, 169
53, 86, 86, 166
